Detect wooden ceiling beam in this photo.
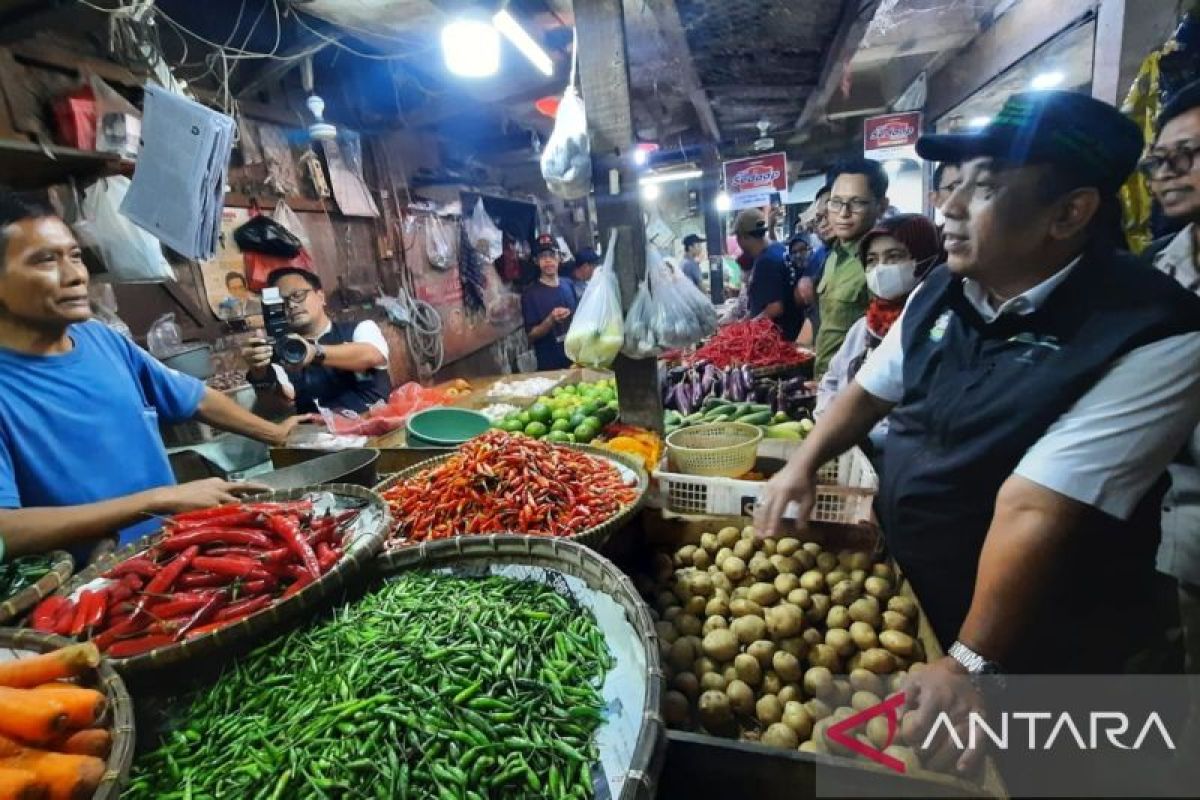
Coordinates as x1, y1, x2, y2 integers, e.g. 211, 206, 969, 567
794, 0, 884, 132
638, 0, 721, 143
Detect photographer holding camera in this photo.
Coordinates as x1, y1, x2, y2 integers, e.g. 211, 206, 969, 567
243, 268, 391, 415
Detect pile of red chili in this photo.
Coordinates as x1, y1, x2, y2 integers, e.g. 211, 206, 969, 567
682, 318, 813, 369
381, 430, 637, 546
28, 500, 359, 658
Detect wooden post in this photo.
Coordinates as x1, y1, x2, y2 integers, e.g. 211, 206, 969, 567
574, 0, 663, 432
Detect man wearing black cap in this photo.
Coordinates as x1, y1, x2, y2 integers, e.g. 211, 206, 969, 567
521, 234, 577, 370
733, 209, 804, 341
680, 234, 705, 288
757, 91, 1200, 768
563, 247, 599, 304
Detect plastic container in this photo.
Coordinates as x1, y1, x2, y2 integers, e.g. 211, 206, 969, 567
405, 407, 491, 446
665, 422, 762, 478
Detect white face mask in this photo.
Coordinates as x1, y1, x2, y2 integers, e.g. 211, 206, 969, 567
866, 261, 919, 300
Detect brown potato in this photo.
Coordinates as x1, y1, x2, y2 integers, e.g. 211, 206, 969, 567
761, 537, 777, 556
700, 532, 719, 553
808, 643, 841, 672
734, 652, 763, 686
799, 569, 826, 593
849, 621, 879, 651
703, 615, 729, 636
864, 576, 893, 601
879, 630, 916, 657
847, 551, 873, 572
726, 679, 756, 716
655, 620, 679, 644
774, 573, 800, 596
702, 629, 740, 662
668, 638, 696, 671
700, 672, 728, 692
851, 690, 882, 712
762, 722, 799, 750
722, 556, 748, 582
804, 697, 833, 722
825, 628, 855, 658
807, 594, 832, 626
782, 701, 814, 740
761, 670, 784, 696
826, 570, 849, 590
803, 665, 834, 698
871, 563, 894, 581
778, 684, 802, 704
787, 588, 812, 609
801, 542, 822, 556
833, 680, 853, 708
849, 568, 868, 587
866, 716, 890, 749
830, 579, 860, 607
717, 527, 741, 548
704, 597, 730, 618
801, 628, 823, 647
676, 614, 702, 637
890, 671, 908, 695
756, 695, 784, 726
732, 538, 757, 561
826, 605, 850, 630
663, 690, 690, 726
766, 604, 804, 639
799, 739, 825, 754
773, 650, 804, 682
846, 652, 862, 673
685, 595, 708, 617
731, 586, 750, 601
729, 598, 763, 618
816, 552, 839, 573
882, 610, 911, 633
689, 572, 715, 598
849, 668, 884, 696
741, 525, 757, 539
884, 745, 921, 773
770, 555, 799, 576
674, 545, 697, 567
663, 606, 683, 623
746, 640, 776, 670
698, 690, 733, 731
778, 636, 809, 660
673, 671, 700, 699
748, 582, 780, 607
693, 656, 717, 676
711, 573, 732, 593
723, 665, 739, 683
860, 648, 897, 674
714, 547, 734, 570
672, 578, 692, 604
848, 598, 882, 628
887, 595, 918, 620
730, 614, 767, 645
655, 591, 676, 612
793, 548, 817, 571
692, 548, 712, 570
776, 537, 801, 557
749, 555, 778, 581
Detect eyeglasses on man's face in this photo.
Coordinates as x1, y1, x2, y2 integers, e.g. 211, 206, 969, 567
1138, 144, 1200, 180
827, 197, 874, 215
283, 288, 314, 306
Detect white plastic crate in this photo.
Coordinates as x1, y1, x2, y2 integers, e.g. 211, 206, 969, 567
655, 447, 878, 524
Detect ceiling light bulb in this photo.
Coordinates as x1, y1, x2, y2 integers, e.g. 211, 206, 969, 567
715, 192, 733, 212
641, 183, 661, 201
442, 19, 500, 78
1030, 71, 1065, 90
634, 149, 648, 166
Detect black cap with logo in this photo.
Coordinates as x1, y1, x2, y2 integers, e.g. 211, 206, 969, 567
533, 234, 559, 257
916, 91, 1143, 193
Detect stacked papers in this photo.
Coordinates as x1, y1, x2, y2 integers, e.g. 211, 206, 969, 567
121, 85, 235, 261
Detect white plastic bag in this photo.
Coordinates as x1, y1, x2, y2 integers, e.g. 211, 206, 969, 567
90, 74, 141, 160
424, 215, 453, 271
146, 313, 183, 357
647, 244, 714, 349
272, 200, 311, 251
78, 177, 174, 283
465, 198, 503, 262
540, 86, 592, 200
564, 231, 623, 368
622, 276, 659, 358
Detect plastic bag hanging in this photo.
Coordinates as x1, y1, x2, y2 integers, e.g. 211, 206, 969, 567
272, 200, 311, 251
647, 243, 714, 349
564, 231, 623, 368
424, 214, 453, 271
77, 177, 175, 283
622, 275, 659, 358
465, 198, 503, 262
540, 32, 592, 200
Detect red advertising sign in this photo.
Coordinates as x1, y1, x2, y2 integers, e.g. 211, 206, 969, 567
722, 152, 788, 209
863, 112, 921, 161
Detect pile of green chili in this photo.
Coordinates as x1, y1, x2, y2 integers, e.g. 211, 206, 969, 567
0, 553, 56, 599
126, 571, 615, 800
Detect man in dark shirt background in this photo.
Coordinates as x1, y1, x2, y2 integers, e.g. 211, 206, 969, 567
521, 234, 577, 370
734, 209, 803, 340
680, 234, 705, 287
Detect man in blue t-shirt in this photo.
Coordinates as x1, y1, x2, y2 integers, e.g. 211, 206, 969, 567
521, 234, 577, 370
734, 209, 804, 341
0, 195, 304, 559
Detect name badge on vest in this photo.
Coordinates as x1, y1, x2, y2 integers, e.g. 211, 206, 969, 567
929, 310, 952, 342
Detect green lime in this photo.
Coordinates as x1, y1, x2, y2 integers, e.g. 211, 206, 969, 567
547, 430, 572, 444
551, 418, 572, 433
552, 407, 572, 422
569, 411, 587, 428
598, 388, 615, 404
580, 401, 599, 417
562, 385, 578, 394
516, 411, 531, 426
596, 407, 618, 425
606, 399, 619, 410
500, 419, 524, 433
524, 421, 548, 438
551, 387, 566, 397
528, 403, 553, 424
573, 423, 597, 444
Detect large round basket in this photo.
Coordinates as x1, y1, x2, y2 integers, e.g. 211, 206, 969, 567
378, 534, 665, 800
0, 551, 73, 625
41, 484, 389, 674
375, 443, 649, 551
0, 628, 135, 800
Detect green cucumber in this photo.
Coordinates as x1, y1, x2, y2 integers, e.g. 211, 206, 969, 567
701, 396, 727, 411
737, 411, 773, 426
703, 404, 735, 420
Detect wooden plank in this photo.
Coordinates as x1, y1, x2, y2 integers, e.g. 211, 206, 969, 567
0, 0, 104, 45
794, 0, 885, 132
224, 192, 334, 214
575, 0, 662, 433
641, 0, 721, 142
9, 37, 144, 88
0, 47, 45, 140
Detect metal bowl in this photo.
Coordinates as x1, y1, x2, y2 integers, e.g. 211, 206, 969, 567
256, 448, 380, 491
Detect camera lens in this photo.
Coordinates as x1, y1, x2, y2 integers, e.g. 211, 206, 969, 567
280, 338, 309, 366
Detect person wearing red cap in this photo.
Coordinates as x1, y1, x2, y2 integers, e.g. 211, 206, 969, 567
815, 214, 940, 453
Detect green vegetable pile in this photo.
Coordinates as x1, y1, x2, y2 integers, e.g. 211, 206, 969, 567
492, 379, 619, 444
0, 553, 56, 599
127, 571, 615, 800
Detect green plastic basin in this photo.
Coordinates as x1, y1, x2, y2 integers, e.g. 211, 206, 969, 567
406, 407, 491, 447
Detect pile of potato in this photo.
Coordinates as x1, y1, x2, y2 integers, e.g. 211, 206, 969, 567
645, 525, 927, 768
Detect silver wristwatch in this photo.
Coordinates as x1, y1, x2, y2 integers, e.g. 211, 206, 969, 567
948, 640, 1004, 675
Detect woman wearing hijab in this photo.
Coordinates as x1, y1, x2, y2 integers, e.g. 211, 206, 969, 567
815, 214, 940, 453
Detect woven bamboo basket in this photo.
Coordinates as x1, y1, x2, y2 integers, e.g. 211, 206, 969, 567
374, 443, 649, 551
41, 484, 389, 673
0, 551, 73, 625
377, 534, 666, 800
0, 628, 135, 800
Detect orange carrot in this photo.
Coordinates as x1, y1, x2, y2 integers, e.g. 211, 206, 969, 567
27, 687, 104, 731
0, 752, 103, 800
0, 690, 68, 745
45, 730, 108, 760
0, 766, 48, 800
0, 647, 99, 690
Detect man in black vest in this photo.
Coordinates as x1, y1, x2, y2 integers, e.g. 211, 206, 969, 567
756, 92, 1200, 772
243, 268, 391, 414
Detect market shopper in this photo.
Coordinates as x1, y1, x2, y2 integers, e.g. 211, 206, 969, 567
0, 194, 302, 558
1141, 79, 1200, 675
813, 159, 889, 375
929, 161, 962, 223
243, 268, 391, 416
815, 214, 940, 452
733, 209, 804, 341
563, 246, 599, 304
522, 234, 577, 370
755, 91, 1200, 767
795, 185, 833, 336
679, 233, 705, 288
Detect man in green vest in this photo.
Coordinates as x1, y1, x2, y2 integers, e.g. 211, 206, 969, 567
814, 158, 889, 375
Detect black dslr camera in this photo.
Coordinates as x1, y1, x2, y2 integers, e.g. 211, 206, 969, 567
260, 287, 309, 366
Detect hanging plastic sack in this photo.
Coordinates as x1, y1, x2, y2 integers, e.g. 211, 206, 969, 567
647, 243, 711, 350
564, 231, 623, 368
622, 276, 659, 358
234, 203, 303, 258
465, 198, 503, 262
146, 313, 183, 357
424, 215, 453, 271
540, 35, 592, 201
272, 200, 311, 251
90, 74, 140, 160
78, 177, 174, 283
